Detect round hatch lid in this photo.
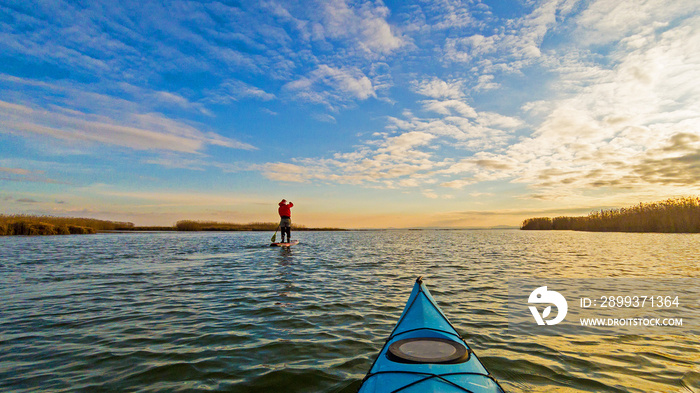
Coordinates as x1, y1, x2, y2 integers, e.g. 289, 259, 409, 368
387, 337, 469, 364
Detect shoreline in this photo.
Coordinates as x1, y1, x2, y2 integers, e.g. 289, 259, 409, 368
520, 197, 700, 234
0, 216, 348, 236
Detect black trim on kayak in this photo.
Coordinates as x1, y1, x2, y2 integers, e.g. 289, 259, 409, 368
388, 326, 463, 342
361, 371, 500, 393
388, 337, 469, 364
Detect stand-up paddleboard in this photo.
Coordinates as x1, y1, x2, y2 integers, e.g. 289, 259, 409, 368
358, 277, 505, 393
270, 240, 299, 247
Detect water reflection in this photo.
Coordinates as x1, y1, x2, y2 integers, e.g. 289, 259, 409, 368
274, 247, 295, 306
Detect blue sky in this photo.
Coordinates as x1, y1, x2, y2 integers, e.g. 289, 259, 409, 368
1, 0, 699, 228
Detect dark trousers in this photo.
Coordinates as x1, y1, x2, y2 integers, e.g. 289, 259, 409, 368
280, 217, 291, 242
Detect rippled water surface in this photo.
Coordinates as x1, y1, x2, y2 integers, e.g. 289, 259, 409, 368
1, 230, 698, 392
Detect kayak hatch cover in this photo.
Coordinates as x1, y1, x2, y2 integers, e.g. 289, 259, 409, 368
358, 276, 505, 393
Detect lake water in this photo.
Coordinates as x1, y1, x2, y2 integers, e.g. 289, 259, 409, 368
1, 230, 698, 392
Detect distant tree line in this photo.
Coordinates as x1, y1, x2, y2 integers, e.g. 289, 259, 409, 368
521, 197, 700, 233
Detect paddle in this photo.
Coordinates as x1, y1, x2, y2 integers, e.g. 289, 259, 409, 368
271, 225, 280, 243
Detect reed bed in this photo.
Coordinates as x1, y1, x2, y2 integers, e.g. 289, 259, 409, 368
521, 197, 700, 233
0, 214, 135, 236
175, 220, 278, 231
0, 215, 344, 236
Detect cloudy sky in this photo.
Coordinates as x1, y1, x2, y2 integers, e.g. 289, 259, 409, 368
1, 0, 699, 228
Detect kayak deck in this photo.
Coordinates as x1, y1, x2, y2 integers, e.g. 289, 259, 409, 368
358, 277, 504, 393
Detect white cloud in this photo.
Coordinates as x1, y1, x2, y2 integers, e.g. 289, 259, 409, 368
1, 74, 212, 118
0, 75, 256, 156
397, 178, 420, 187
260, 89, 524, 188
422, 100, 477, 118
0, 100, 255, 153
260, 130, 444, 185
428, 0, 480, 31
263, 70, 529, 189
284, 64, 376, 107
206, 80, 276, 103
574, 0, 700, 46
401, 0, 483, 35
388, 83, 522, 150
320, 0, 405, 56
441, 12, 700, 197
318, 65, 375, 99
475, 74, 499, 91
444, 34, 499, 63
411, 77, 465, 100
312, 113, 337, 123
440, 178, 475, 189
268, 4, 697, 199
441, 0, 571, 75
261, 162, 314, 183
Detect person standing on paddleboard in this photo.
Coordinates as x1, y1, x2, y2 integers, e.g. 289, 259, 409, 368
278, 199, 293, 243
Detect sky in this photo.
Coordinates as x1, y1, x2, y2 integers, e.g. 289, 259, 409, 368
1, 0, 699, 228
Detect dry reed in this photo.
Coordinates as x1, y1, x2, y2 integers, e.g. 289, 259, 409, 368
521, 197, 700, 233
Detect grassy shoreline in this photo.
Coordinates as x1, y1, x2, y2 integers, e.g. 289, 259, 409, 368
521, 197, 700, 233
0, 215, 345, 236
0, 215, 132, 236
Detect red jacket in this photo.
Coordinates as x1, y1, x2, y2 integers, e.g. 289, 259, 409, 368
278, 201, 293, 217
